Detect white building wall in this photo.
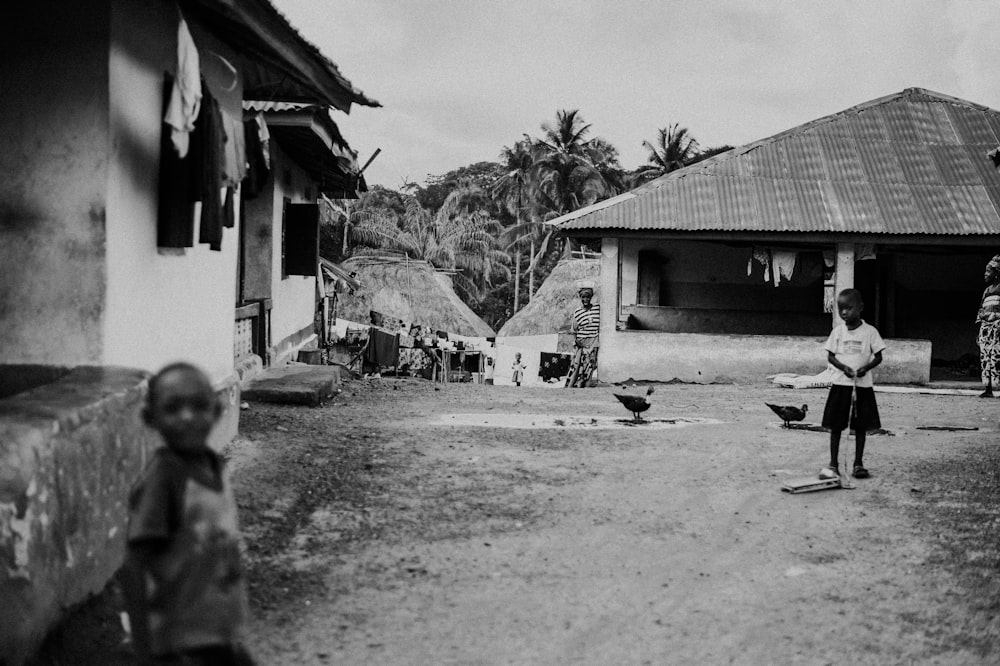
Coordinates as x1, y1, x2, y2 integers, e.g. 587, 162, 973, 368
0, 2, 111, 365
267, 143, 319, 364
103, 0, 239, 384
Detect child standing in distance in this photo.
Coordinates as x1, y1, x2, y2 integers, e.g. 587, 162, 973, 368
122, 362, 253, 665
822, 289, 886, 480
511, 352, 526, 386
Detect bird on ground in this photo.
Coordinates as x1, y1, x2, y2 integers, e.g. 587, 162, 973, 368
766, 403, 808, 428
614, 387, 655, 422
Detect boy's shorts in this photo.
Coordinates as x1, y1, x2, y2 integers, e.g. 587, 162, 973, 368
822, 385, 881, 432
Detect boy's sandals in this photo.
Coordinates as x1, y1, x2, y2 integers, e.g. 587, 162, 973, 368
852, 466, 871, 479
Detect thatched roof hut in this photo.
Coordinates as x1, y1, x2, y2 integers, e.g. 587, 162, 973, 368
498, 259, 600, 337
338, 256, 495, 337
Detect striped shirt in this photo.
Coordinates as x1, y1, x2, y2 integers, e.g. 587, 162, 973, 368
572, 305, 600, 339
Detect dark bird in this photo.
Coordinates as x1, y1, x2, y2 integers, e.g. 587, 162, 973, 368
766, 403, 808, 428
614, 387, 655, 422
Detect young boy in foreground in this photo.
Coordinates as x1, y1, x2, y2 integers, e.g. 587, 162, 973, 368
821, 289, 886, 480
122, 362, 252, 665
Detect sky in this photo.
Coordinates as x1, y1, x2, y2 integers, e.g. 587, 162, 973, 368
274, 0, 1000, 190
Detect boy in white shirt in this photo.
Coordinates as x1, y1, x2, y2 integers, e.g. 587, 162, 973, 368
821, 289, 886, 480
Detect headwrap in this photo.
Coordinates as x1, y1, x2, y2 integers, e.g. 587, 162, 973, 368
576, 279, 596, 295
988, 255, 1000, 273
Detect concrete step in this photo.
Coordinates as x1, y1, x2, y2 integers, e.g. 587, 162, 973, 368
242, 364, 346, 406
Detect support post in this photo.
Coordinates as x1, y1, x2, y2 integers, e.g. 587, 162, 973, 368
833, 242, 855, 329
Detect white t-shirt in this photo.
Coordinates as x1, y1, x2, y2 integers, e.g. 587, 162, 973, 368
824, 321, 886, 387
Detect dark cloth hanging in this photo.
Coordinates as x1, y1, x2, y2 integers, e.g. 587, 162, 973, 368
157, 74, 227, 250
223, 186, 235, 228
365, 328, 400, 368
197, 84, 226, 251
242, 115, 269, 198
157, 73, 198, 248
539, 352, 572, 381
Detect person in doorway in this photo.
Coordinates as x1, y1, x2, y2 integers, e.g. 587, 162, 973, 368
565, 280, 600, 388
511, 352, 526, 386
976, 254, 1000, 398
121, 362, 253, 665
820, 289, 886, 480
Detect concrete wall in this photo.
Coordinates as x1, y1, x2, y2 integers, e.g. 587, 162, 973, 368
104, 0, 241, 386
0, 368, 159, 665
266, 143, 319, 364
0, 2, 111, 365
598, 330, 931, 385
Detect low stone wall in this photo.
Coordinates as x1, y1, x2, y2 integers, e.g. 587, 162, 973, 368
599, 331, 931, 385
0, 365, 240, 664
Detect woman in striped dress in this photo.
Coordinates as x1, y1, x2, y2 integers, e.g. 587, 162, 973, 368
566, 281, 600, 388
977, 255, 1000, 397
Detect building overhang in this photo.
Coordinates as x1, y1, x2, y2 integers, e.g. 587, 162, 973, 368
181, 0, 379, 112
260, 106, 367, 198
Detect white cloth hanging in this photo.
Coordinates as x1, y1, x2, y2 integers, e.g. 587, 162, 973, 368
772, 250, 797, 286
856, 244, 877, 261
164, 17, 202, 158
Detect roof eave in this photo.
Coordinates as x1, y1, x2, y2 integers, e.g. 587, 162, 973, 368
182, 0, 379, 112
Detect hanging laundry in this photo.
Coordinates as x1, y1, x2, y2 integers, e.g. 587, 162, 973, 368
751, 248, 772, 284
242, 113, 269, 198
772, 250, 797, 286
158, 73, 196, 248
164, 17, 202, 158
539, 352, 572, 382
365, 328, 400, 368
222, 186, 236, 229
201, 51, 246, 185
197, 83, 226, 251
856, 244, 877, 261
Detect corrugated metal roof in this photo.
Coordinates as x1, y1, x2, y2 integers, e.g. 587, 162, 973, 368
181, 0, 379, 111
555, 88, 1000, 236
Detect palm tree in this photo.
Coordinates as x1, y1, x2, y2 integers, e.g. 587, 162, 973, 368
321, 195, 396, 257
632, 123, 700, 185
523, 110, 611, 295
493, 138, 535, 312
352, 187, 510, 305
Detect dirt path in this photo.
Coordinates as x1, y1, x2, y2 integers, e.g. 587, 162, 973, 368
228, 380, 1000, 665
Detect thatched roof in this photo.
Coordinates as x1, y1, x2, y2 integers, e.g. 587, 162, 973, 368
497, 259, 600, 337
338, 257, 495, 337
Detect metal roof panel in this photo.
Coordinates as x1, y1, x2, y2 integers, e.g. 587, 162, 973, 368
818, 133, 866, 182
716, 177, 760, 230
847, 108, 889, 143
783, 132, 828, 181
855, 140, 906, 183
894, 142, 943, 185
881, 101, 922, 144
870, 183, 923, 234
946, 106, 999, 144
928, 144, 980, 186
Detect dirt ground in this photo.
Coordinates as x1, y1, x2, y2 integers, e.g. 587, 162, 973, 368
33, 378, 1000, 665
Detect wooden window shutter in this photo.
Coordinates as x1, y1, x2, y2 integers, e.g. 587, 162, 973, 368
284, 203, 319, 276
